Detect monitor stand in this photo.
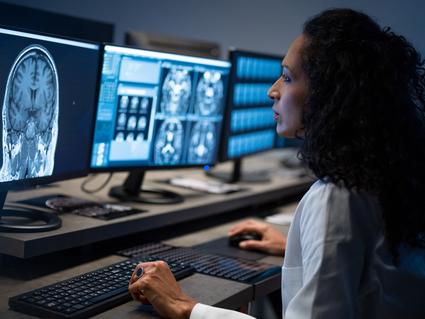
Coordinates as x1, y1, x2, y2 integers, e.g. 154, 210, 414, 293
206, 158, 270, 183
0, 192, 62, 232
108, 170, 184, 204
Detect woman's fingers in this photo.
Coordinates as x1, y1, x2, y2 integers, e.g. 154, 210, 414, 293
228, 220, 265, 236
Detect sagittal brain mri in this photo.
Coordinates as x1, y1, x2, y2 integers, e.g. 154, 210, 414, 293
0, 45, 59, 182
154, 118, 184, 165
194, 71, 223, 116
188, 121, 216, 163
160, 68, 191, 115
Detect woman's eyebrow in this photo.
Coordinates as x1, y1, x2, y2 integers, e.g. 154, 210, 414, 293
283, 64, 294, 74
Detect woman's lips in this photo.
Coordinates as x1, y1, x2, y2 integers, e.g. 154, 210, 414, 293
273, 112, 280, 121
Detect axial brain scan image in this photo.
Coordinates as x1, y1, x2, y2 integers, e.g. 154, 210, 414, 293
154, 118, 184, 165
188, 121, 216, 163
160, 68, 192, 115
194, 71, 224, 116
0, 44, 59, 182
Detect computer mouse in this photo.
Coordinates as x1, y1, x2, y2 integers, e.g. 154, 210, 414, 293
228, 232, 262, 248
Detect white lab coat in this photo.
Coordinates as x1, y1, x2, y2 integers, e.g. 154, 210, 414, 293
190, 181, 425, 319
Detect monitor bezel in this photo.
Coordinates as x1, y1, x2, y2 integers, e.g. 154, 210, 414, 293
0, 2, 114, 43
89, 43, 231, 173
218, 48, 283, 162
0, 25, 102, 192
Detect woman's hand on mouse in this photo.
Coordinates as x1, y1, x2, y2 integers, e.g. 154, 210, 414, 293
228, 219, 286, 256
128, 261, 196, 319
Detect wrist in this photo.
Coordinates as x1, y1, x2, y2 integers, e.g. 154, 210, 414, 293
176, 296, 197, 319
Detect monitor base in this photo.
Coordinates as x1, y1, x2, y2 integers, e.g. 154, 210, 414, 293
206, 158, 270, 183
109, 170, 184, 204
0, 205, 62, 233
109, 185, 184, 205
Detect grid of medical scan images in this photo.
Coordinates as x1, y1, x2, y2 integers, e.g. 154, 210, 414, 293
225, 52, 282, 159
91, 46, 230, 168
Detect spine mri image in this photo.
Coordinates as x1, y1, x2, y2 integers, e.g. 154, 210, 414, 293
0, 44, 59, 182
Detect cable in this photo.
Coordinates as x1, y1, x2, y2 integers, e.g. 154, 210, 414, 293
80, 173, 113, 194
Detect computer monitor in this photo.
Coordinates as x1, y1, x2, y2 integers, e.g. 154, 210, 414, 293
207, 49, 283, 183
0, 27, 101, 232
90, 44, 230, 203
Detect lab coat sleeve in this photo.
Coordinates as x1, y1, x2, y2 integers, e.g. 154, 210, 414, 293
190, 303, 256, 319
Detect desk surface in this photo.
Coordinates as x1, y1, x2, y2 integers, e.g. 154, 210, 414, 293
0, 150, 312, 258
0, 216, 289, 318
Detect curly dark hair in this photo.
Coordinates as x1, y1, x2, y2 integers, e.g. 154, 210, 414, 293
299, 8, 425, 256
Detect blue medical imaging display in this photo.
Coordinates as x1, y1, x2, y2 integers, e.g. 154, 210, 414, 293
221, 50, 282, 160
91, 45, 230, 170
205, 50, 283, 183
0, 27, 100, 232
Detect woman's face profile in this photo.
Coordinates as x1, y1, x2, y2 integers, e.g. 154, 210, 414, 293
268, 35, 308, 138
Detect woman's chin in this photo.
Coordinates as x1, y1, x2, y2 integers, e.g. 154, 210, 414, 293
276, 126, 294, 138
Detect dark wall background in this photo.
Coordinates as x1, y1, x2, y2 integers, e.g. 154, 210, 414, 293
1, 0, 424, 57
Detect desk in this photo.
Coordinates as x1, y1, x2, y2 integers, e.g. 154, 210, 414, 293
0, 150, 311, 318
0, 150, 312, 258
0, 216, 290, 318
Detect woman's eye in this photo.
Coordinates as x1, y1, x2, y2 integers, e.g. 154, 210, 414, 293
282, 74, 291, 83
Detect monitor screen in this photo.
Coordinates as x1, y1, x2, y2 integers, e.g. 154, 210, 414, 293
91, 45, 230, 170
220, 49, 283, 161
0, 27, 100, 191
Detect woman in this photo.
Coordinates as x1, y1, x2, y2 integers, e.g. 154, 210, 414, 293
128, 8, 425, 318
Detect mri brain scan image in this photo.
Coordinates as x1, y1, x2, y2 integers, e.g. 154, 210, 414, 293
126, 132, 135, 141
130, 96, 139, 111
120, 96, 129, 110
154, 118, 184, 165
127, 116, 137, 130
188, 121, 216, 163
137, 116, 147, 130
160, 68, 192, 115
136, 132, 144, 141
140, 97, 149, 113
194, 71, 224, 116
118, 113, 127, 127
0, 44, 59, 182
115, 132, 125, 142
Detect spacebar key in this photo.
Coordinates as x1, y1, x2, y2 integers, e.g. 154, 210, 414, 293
90, 286, 129, 303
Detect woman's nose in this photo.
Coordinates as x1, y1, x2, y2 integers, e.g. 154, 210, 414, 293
268, 77, 283, 100
268, 85, 280, 100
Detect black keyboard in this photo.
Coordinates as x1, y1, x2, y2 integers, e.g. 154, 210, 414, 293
118, 242, 281, 284
9, 256, 194, 319
119, 242, 175, 256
